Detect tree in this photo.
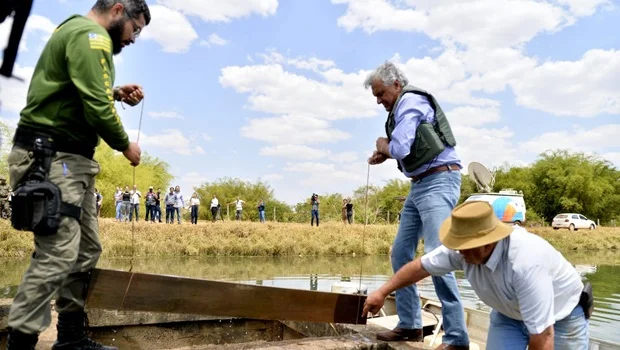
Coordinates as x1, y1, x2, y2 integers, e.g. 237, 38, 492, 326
194, 177, 294, 222
95, 143, 174, 218
527, 150, 620, 222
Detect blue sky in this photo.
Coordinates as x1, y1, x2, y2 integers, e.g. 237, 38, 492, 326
0, 0, 618, 204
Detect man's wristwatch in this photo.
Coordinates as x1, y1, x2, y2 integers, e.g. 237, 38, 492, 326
113, 86, 121, 101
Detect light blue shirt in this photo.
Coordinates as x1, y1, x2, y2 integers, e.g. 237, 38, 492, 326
388, 93, 461, 177
420, 228, 583, 335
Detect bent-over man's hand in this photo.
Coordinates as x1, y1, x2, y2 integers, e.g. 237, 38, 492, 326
117, 84, 144, 106
123, 142, 141, 166
362, 290, 386, 317
375, 137, 390, 155
368, 150, 388, 165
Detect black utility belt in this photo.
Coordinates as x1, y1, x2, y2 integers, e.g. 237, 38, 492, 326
579, 282, 594, 319
13, 126, 95, 160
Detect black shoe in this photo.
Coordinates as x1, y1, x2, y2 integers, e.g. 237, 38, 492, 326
51, 311, 118, 350
7, 329, 39, 350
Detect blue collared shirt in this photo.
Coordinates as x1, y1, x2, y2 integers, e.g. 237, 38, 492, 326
420, 227, 583, 335
388, 93, 461, 177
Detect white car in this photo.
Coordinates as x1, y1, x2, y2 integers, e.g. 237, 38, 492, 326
552, 213, 596, 231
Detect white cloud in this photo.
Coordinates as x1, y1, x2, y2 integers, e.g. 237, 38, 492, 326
259, 145, 359, 163
556, 0, 612, 16
600, 152, 620, 168
219, 58, 378, 121
148, 111, 185, 119
332, 0, 608, 49
206, 33, 228, 46
447, 106, 501, 127
509, 49, 620, 117
329, 151, 358, 163
454, 126, 524, 170
202, 133, 212, 141
140, 5, 199, 53
241, 115, 350, 145
259, 50, 336, 72
284, 161, 366, 185
127, 129, 205, 155
520, 124, 620, 154
0, 15, 56, 54
156, 0, 279, 22
175, 171, 208, 192
0, 64, 34, 113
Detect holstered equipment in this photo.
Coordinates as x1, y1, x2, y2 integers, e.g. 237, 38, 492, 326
579, 281, 594, 319
11, 134, 81, 236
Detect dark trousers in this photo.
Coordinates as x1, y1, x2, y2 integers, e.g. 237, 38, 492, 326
145, 204, 155, 222
347, 210, 353, 224
191, 205, 199, 224
129, 204, 139, 221
210, 207, 217, 222
166, 205, 175, 223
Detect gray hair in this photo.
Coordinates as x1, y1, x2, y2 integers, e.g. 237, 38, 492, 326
363, 61, 409, 89
92, 0, 151, 25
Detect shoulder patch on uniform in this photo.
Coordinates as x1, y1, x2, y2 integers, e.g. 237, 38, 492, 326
88, 32, 111, 53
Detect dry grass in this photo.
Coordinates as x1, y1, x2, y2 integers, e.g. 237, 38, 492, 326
0, 219, 618, 258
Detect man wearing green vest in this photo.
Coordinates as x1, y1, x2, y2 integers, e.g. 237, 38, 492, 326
6, 1, 150, 349
365, 61, 469, 350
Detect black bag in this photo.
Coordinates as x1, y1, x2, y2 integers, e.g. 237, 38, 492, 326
579, 282, 594, 319
11, 137, 81, 235
12, 179, 64, 236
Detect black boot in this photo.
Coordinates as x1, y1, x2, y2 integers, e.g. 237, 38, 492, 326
7, 329, 39, 350
51, 311, 118, 350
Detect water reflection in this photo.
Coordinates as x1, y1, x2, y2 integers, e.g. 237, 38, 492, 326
1, 252, 618, 344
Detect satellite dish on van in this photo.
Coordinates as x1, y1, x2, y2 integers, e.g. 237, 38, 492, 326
468, 162, 494, 193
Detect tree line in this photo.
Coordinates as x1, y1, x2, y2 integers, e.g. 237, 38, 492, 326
0, 121, 618, 225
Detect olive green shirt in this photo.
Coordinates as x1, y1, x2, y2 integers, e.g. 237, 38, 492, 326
18, 14, 129, 152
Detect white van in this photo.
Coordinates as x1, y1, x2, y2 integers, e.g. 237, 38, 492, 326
464, 189, 526, 225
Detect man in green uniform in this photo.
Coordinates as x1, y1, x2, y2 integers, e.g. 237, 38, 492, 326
0, 176, 11, 217
6, 1, 150, 349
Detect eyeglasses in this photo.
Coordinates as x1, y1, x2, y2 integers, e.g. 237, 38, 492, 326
123, 9, 142, 39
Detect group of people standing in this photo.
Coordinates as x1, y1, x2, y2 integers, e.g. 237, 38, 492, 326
114, 185, 186, 224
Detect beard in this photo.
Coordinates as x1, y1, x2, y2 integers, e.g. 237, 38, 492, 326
107, 17, 126, 55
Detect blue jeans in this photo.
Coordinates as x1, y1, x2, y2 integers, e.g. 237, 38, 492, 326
391, 170, 468, 346
115, 201, 122, 220
311, 209, 319, 226
259, 210, 265, 223
487, 304, 588, 349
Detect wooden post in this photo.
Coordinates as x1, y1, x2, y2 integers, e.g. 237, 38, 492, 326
227, 205, 229, 221
273, 207, 276, 222
387, 211, 390, 225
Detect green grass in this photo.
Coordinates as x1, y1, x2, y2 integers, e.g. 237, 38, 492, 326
0, 219, 618, 258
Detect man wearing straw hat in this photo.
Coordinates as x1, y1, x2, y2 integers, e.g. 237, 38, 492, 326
363, 201, 591, 349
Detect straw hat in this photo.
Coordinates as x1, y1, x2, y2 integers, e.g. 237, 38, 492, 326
439, 201, 513, 250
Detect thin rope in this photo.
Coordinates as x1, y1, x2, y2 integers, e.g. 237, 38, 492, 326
129, 96, 145, 272
356, 162, 371, 322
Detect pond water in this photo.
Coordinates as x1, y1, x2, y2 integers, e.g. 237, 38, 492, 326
1, 252, 619, 345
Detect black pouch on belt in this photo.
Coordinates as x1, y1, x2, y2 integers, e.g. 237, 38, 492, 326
11, 137, 81, 236
579, 281, 594, 319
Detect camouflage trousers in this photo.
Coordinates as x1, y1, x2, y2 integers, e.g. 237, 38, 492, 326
7, 146, 101, 335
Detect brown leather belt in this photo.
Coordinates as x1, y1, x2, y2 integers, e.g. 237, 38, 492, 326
410, 164, 460, 182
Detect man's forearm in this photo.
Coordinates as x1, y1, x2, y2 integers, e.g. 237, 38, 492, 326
378, 258, 430, 297
528, 326, 554, 350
